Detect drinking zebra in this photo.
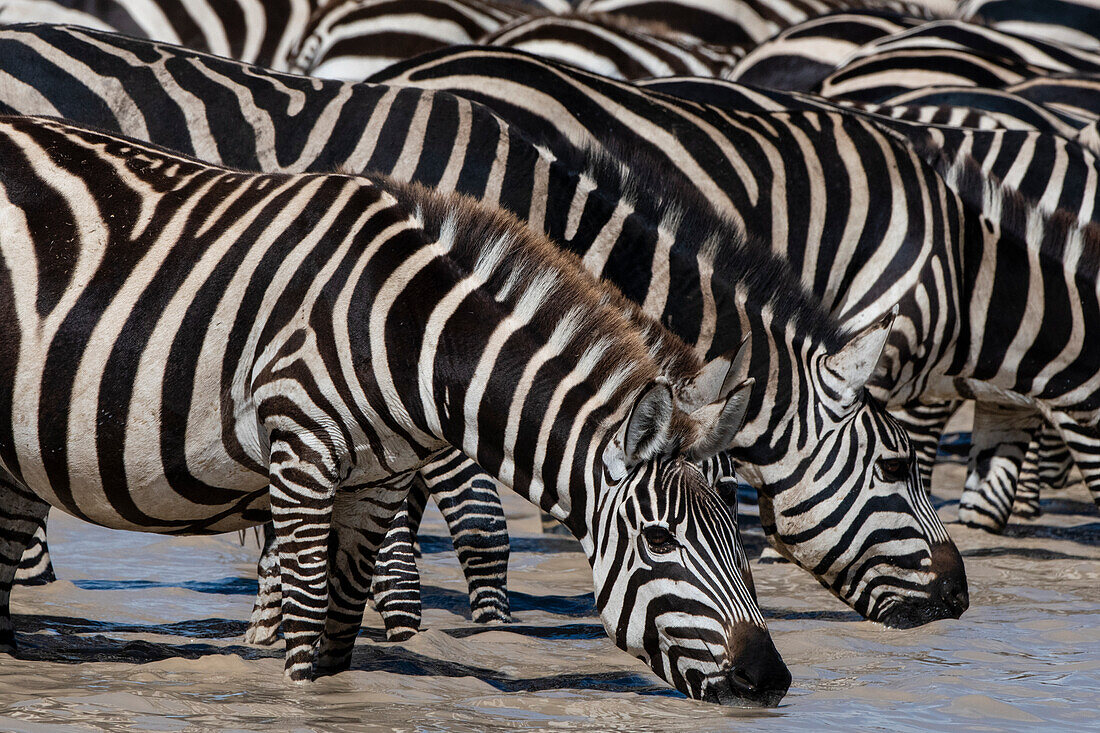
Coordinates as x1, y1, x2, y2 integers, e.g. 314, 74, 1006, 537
371, 45, 1100, 519
0, 24, 969, 635
0, 113, 795, 703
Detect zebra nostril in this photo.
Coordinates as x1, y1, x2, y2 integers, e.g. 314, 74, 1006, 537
731, 668, 756, 691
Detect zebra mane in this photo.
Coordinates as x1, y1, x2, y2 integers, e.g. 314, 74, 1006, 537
371, 175, 706, 425
555, 139, 848, 352
914, 135, 1100, 276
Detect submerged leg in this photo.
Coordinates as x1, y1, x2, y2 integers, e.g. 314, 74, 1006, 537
1051, 413, 1100, 511
244, 522, 281, 645
1014, 439, 1043, 519
958, 404, 1042, 532
266, 430, 339, 681
370, 477, 428, 641
14, 514, 56, 586
424, 453, 511, 624
316, 474, 411, 675
0, 477, 51, 653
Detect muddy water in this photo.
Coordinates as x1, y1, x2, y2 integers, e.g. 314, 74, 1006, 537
3, 459, 1098, 732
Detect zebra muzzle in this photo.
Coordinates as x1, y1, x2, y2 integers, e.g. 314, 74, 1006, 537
700, 628, 791, 706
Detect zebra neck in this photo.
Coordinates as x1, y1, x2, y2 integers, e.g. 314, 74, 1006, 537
942, 158, 1100, 417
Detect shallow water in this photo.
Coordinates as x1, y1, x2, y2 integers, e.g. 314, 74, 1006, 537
3, 460, 1098, 732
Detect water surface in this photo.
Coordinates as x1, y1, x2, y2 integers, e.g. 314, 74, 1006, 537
3, 462, 1097, 732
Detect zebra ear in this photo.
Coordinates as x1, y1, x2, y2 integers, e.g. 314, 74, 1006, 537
824, 305, 897, 402
687, 378, 754, 460
624, 380, 675, 465
679, 335, 749, 412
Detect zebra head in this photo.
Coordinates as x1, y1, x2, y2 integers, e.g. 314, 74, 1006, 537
738, 308, 969, 628
585, 375, 790, 706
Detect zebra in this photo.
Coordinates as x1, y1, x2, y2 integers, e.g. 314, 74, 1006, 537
0, 0, 322, 68
0, 24, 970, 632
573, 0, 941, 48
811, 21, 1100, 103
369, 47, 1100, 517
726, 10, 922, 92
629, 70, 1100, 531
286, 0, 943, 84
958, 0, 1100, 52
0, 112, 797, 702
478, 12, 738, 80
289, 0, 523, 80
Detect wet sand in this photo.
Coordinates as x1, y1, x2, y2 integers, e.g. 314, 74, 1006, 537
3, 459, 1098, 731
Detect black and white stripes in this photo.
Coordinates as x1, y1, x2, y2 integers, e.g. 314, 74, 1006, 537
0, 112, 791, 702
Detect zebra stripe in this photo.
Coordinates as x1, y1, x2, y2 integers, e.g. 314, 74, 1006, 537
12, 520, 55, 585
0, 25, 968, 628
291, 0, 521, 80
0, 113, 788, 702
480, 12, 735, 80
575, 0, 940, 48
958, 0, 1100, 52
0, 0, 321, 68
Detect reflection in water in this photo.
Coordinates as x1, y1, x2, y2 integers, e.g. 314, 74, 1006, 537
3, 463, 1098, 732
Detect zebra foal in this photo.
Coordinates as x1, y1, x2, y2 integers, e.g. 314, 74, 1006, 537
0, 114, 792, 703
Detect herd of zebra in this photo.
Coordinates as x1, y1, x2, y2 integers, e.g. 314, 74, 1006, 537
0, 0, 1098, 709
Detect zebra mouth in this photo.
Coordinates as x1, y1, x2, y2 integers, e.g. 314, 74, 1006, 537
701, 671, 789, 707
878, 600, 957, 629
876, 590, 968, 628
876, 562, 970, 628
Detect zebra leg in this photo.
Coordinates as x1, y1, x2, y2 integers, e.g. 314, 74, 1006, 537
889, 401, 960, 492
369, 477, 427, 641
266, 432, 339, 681
423, 454, 511, 624
1038, 424, 1074, 490
316, 476, 411, 675
0, 477, 51, 653
1014, 438, 1043, 519
244, 522, 281, 645
14, 515, 56, 586
958, 404, 1042, 533
1015, 423, 1077, 518
1049, 413, 1100, 509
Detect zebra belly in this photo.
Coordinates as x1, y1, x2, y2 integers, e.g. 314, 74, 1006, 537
2, 341, 272, 533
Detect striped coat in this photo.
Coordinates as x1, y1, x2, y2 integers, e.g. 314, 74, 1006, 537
0, 113, 790, 703
0, 25, 969, 629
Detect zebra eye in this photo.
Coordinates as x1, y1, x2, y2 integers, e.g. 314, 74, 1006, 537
875, 457, 909, 483
641, 525, 680, 554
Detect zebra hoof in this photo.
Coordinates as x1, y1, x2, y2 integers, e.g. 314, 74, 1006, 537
957, 504, 1007, 534
384, 626, 417, 642
1012, 502, 1041, 519
283, 666, 316, 683
471, 608, 510, 624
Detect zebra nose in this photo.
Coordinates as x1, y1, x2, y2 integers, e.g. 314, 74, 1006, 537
704, 627, 791, 706
930, 542, 969, 618
931, 569, 969, 617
